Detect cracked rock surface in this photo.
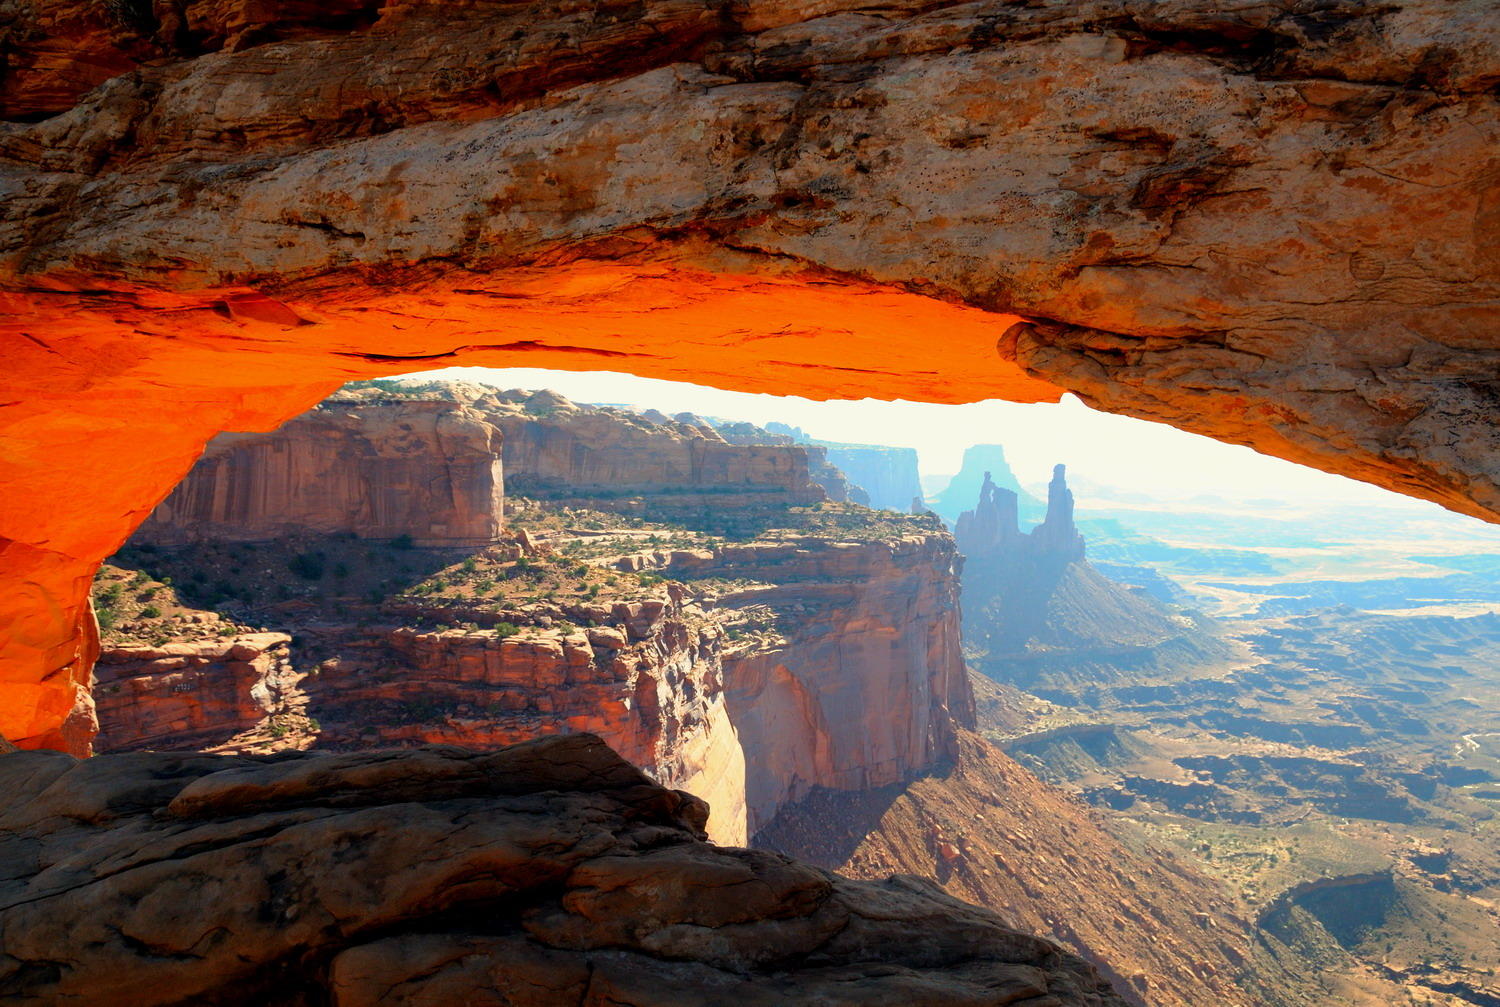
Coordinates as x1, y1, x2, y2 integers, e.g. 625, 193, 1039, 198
0, 732, 1125, 1006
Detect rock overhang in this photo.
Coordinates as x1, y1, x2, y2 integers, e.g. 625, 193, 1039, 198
1, 0, 1497, 752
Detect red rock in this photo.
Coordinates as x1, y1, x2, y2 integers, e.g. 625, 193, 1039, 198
138, 398, 504, 547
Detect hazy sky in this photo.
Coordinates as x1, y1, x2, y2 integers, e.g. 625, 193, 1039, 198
413, 366, 1461, 515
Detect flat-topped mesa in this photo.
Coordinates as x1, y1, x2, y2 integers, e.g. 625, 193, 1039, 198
371, 385, 836, 527
711, 420, 866, 505
138, 399, 504, 547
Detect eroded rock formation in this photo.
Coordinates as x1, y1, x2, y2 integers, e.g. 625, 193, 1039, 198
139, 398, 505, 546
94, 388, 971, 843
621, 533, 972, 832
94, 632, 293, 752
1, 0, 1496, 756
757, 730, 1320, 1007
957, 465, 1231, 696
0, 733, 1128, 1006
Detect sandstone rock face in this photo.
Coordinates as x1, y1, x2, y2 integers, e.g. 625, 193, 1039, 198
94, 632, 293, 752
0, 733, 1129, 1006
93, 531, 969, 846
639, 534, 973, 832
819, 444, 924, 513
713, 420, 866, 505
284, 594, 752, 845
1, 0, 1496, 754
139, 399, 504, 546
485, 390, 823, 503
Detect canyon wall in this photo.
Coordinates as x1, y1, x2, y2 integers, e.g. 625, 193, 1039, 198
475, 389, 825, 504
818, 444, 923, 512
92, 531, 972, 844
713, 420, 866, 505
93, 632, 293, 753
138, 399, 505, 546
96, 386, 969, 843
280, 594, 752, 846
622, 533, 973, 833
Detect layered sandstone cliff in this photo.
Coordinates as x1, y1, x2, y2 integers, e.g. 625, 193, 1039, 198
620, 532, 972, 833
496, 393, 824, 504
93, 632, 293, 752
96, 390, 971, 844
0, 733, 1127, 1006
280, 592, 752, 845
94, 527, 971, 846
138, 398, 504, 546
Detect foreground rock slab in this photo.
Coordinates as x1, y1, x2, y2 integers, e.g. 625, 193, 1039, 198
0, 732, 1125, 1006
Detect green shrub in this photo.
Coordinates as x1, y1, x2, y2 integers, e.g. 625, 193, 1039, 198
288, 552, 326, 580
392, 533, 415, 550
140, 604, 162, 619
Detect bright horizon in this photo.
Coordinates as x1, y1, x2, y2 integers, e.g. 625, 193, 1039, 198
410, 366, 1486, 525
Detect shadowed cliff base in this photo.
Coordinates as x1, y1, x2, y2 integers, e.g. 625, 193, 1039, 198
2, 0, 1497, 759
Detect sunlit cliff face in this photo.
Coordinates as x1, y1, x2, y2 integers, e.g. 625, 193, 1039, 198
3, 0, 1498, 752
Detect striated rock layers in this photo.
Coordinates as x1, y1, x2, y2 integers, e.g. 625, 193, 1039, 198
818, 444, 924, 513
3, 0, 1498, 754
93, 632, 293, 753
95, 385, 969, 843
614, 534, 973, 832
139, 398, 505, 546
100, 532, 972, 846
0, 733, 1127, 1007
481, 390, 829, 516
957, 466, 1231, 697
282, 592, 753, 846
712, 420, 866, 505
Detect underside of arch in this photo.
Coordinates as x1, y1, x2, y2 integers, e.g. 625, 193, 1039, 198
1, 0, 1497, 752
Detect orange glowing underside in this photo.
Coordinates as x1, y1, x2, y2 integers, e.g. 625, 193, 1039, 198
0, 259, 1059, 752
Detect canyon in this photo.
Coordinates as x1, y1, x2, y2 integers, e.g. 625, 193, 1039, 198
1, 4, 1497, 1004
92, 387, 970, 850
957, 475, 1500, 1005
64, 382, 1302, 1005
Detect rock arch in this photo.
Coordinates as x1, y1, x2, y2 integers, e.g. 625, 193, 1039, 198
2, 0, 1496, 752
